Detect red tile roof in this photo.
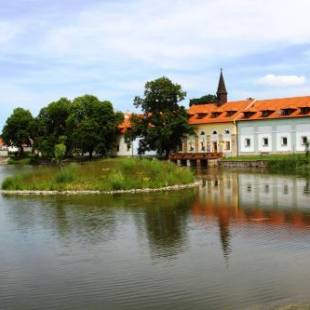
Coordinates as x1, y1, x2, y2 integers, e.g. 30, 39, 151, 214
188, 96, 310, 124
118, 113, 132, 134
241, 96, 310, 121
188, 99, 254, 124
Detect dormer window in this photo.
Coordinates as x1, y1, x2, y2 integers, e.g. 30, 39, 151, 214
226, 110, 236, 116
196, 113, 207, 119
281, 108, 295, 116
211, 112, 221, 118
300, 107, 310, 114
243, 111, 255, 118
261, 110, 273, 117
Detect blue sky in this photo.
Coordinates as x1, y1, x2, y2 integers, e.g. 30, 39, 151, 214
1, 0, 310, 130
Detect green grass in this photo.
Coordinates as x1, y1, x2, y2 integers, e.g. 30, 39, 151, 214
1, 158, 195, 191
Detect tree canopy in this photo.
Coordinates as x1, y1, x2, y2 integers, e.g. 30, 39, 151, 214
189, 94, 217, 106
127, 77, 193, 158
2, 108, 34, 154
66, 95, 123, 159
2, 95, 123, 160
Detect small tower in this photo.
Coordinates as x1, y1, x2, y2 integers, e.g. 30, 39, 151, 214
216, 69, 228, 105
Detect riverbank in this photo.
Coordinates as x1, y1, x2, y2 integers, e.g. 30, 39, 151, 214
220, 154, 310, 174
1, 158, 196, 192
0, 181, 200, 195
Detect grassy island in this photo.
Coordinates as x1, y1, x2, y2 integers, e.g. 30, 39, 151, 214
1, 158, 195, 192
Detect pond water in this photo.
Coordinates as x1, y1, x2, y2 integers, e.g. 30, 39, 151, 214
0, 166, 310, 310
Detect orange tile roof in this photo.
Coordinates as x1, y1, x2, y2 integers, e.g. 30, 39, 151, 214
118, 113, 132, 134
0, 137, 4, 146
188, 99, 254, 124
119, 96, 310, 130
188, 96, 310, 124
240, 96, 310, 121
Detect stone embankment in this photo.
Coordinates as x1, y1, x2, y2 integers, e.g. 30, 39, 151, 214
0, 181, 201, 196
219, 160, 268, 169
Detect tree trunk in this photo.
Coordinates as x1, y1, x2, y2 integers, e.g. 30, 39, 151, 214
19, 145, 24, 158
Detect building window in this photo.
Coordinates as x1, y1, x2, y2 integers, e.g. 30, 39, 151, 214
127, 144, 131, 151
300, 107, 310, 114
281, 137, 288, 146
201, 142, 205, 152
116, 144, 120, 152
225, 141, 231, 151
212, 130, 217, 135
224, 129, 230, 135
200, 131, 205, 135
281, 109, 294, 116
262, 110, 270, 117
302, 136, 308, 145
263, 137, 269, 147
245, 138, 251, 147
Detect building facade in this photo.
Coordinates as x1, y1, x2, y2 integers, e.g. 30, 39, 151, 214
237, 97, 310, 155
181, 72, 310, 158
116, 113, 156, 157
238, 118, 310, 155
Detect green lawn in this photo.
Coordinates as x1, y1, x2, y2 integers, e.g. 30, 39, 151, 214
2, 158, 195, 191
226, 154, 307, 161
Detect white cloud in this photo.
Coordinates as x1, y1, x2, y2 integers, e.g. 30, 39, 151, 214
38, 0, 310, 68
257, 74, 306, 87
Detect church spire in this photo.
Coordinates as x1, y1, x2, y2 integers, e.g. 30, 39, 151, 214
217, 68, 228, 105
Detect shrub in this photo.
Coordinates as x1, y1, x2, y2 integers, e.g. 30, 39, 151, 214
108, 171, 125, 190
55, 164, 78, 183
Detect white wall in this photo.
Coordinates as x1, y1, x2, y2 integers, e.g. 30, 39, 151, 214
296, 124, 310, 152
238, 118, 310, 155
116, 135, 157, 157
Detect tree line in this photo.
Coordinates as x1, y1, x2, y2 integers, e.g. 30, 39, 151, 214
1, 77, 194, 160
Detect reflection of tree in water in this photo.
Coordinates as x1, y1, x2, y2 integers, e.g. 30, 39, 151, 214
4, 195, 120, 245
218, 213, 232, 265
304, 180, 310, 195
142, 191, 196, 259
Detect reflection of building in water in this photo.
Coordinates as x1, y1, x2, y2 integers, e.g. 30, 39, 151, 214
194, 172, 310, 260
195, 172, 310, 228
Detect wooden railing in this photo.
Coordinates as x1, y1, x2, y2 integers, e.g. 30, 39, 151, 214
169, 152, 223, 161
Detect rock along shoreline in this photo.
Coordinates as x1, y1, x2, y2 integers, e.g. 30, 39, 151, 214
0, 181, 201, 196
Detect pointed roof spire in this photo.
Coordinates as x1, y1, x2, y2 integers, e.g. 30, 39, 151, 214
217, 68, 228, 105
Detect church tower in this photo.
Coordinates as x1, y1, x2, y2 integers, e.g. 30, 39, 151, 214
216, 69, 228, 105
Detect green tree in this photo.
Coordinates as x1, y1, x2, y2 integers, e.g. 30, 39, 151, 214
54, 143, 66, 164
34, 98, 71, 158
67, 95, 123, 159
2, 108, 34, 156
189, 94, 217, 106
128, 77, 193, 158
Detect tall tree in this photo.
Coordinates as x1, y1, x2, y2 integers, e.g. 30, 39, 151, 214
128, 77, 193, 158
67, 95, 122, 159
34, 98, 71, 159
2, 108, 34, 155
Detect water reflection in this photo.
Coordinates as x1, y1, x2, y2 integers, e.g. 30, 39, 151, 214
195, 171, 310, 262
2, 191, 197, 258
1, 167, 310, 310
